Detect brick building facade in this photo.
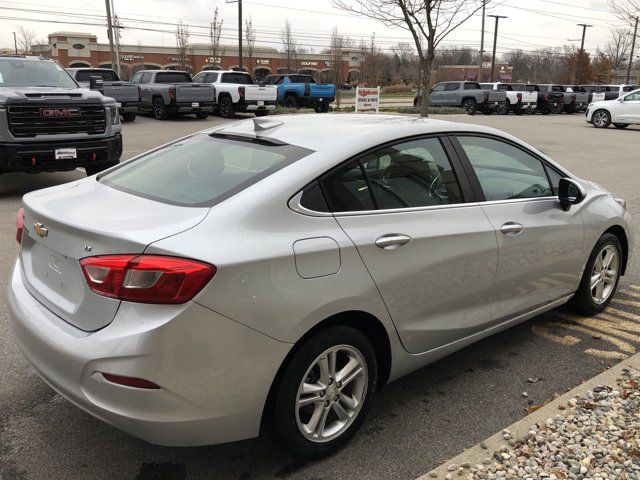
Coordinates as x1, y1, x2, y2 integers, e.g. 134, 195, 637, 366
45, 31, 364, 83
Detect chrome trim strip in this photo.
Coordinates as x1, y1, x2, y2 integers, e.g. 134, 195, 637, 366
288, 190, 333, 217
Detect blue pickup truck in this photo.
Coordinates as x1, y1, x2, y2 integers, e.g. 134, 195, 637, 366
263, 74, 335, 112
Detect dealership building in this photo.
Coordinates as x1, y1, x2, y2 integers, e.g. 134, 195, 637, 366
44, 31, 365, 83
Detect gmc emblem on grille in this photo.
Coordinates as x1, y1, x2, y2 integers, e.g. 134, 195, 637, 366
40, 108, 80, 118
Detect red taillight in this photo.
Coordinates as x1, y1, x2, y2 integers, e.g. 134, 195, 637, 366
102, 373, 161, 389
168, 88, 176, 101
238, 86, 245, 99
517, 92, 522, 102
544, 93, 550, 101
16, 207, 24, 244
483, 91, 489, 102
80, 255, 216, 304
571, 94, 576, 103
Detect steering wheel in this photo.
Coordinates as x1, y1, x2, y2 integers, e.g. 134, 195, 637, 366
428, 175, 449, 204
369, 178, 410, 208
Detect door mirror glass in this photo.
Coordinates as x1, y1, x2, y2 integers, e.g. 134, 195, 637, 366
558, 178, 586, 211
88, 75, 104, 93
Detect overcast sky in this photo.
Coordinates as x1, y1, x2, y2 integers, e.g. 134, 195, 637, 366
0, 0, 632, 59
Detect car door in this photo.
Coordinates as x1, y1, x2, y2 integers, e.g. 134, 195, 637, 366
452, 134, 584, 322
321, 136, 498, 354
428, 83, 446, 105
443, 82, 460, 104
616, 91, 640, 122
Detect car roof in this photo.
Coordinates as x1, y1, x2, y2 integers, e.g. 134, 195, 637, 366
209, 114, 534, 154
0, 55, 54, 62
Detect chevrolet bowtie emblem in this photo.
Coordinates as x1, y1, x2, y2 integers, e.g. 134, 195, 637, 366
34, 222, 48, 238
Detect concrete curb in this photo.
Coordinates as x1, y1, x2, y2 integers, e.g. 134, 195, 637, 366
416, 351, 640, 479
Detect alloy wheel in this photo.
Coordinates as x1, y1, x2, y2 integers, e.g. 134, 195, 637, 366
593, 111, 609, 128
295, 345, 368, 443
590, 245, 619, 304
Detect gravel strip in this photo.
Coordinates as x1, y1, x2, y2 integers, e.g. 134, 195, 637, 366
429, 368, 640, 479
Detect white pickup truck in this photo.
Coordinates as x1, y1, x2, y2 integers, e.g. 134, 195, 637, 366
480, 82, 537, 114
192, 70, 277, 118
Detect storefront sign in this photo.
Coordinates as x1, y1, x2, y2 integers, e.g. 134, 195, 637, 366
355, 86, 380, 113
121, 54, 144, 62
205, 57, 222, 64
300, 61, 318, 66
257, 59, 269, 65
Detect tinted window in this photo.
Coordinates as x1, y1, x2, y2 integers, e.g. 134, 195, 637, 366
262, 76, 278, 84
544, 166, 564, 195
479, 83, 493, 89
464, 83, 480, 90
524, 85, 539, 92
458, 136, 553, 201
221, 72, 254, 84
511, 84, 526, 90
140, 72, 153, 84
444, 83, 460, 91
76, 70, 118, 82
320, 161, 374, 212
0, 59, 77, 88
431, 84, 445, 92
206, 72, 219, 82
360, 138, 463, 209
192, 73, 205, 83
100, 135, 312, 207
299, 182, 329, 212
155, 72, 192, 83
551, 85, 564, 92
497, 84, 512, 90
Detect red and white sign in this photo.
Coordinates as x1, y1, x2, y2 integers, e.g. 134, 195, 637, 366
355, 86, 380, 113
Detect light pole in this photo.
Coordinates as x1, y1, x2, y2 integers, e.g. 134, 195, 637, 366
488, 15, 507, 82
12, 31, 17, 54
626, 17, 639, 85
104, 0, 117, 71
575, 24, 593, 85
478, 0, 486, 82
226, 0, 243, 71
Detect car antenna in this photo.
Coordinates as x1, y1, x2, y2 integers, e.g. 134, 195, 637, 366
253, 117, 283, 131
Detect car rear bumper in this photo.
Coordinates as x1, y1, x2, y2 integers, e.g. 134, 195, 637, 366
0, 134, 122, 173
8, 260, 291, 446
118, 102, 141, 113
240, 100, 277, 112
170, 102, 215, 113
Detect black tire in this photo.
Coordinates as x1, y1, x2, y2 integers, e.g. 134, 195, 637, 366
462, 98, 477, 115
496, 102, 509, 115
152, 97, 168, 120
613, 123, 629, 129
540, 106, 550, 115
195, 112, 209, 119
413, 96, 420, 107
255, 109, 269, 117
122, 112, 136, 122
592, 109, 611, 128
269, 326, 377, 459
514, 105, 524, 115
283, 95, 300, 109
218, 97, 234, 118
85, 161, 118, 176
569, 233, 623, 316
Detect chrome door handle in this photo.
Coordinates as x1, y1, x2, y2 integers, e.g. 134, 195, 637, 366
500, 222, 525, 236
375, 234, 412, 250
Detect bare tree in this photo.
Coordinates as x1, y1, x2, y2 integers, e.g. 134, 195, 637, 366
609, 0, 639, 80
245, 16, 256, 76
16, 27, 38, 54
330, 27, 346, 110
210, 8, 224, 69
602, 28, 633, 70
176, 20, 190, 72
334, 0, 488, 116
281, 19, 299, 73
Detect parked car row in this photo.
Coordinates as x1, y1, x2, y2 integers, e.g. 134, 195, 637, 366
70, 67, 337, 121
414, 81, 638, 116
586, 88, 640, 129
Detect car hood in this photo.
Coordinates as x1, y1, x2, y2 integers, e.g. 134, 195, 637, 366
0, 87, 108, 103
588, 99, 619, 108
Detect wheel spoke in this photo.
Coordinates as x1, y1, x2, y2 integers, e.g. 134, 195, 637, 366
339, 392, 358, 410
602, 249, 615, 269
340, 365, 364, 388
595, 281, 604, 301
302, 382, 325, 394
317, 355, 331, 384
332, 402, 350, 422
335, 356, 360, 384
304, 403, 325, 434
590, 274, 601, 290
313, 406, 331, 437
328, 348, 337, 378
298, 393, 323, 407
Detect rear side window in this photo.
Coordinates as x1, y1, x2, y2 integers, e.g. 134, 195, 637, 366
551, 85, 564, 92
100, 135, 313, 207
155, 72, 192, 83
206, 72, 219, 82
464, 83, 480, 90
221, 72, 254, 84
457, 136, 553, 201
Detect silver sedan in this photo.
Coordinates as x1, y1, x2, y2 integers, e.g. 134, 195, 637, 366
9, 115, 633, 458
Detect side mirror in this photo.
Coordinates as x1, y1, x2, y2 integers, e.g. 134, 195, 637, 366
558, 178, 586, 211
89, 75, 104, 93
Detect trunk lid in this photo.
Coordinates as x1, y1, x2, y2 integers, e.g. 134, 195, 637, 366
520, 91, 538, 103
175, 84, 215, 103
20, 179, 209, 331
244, 85, 278, 102
103, 82, 139, 103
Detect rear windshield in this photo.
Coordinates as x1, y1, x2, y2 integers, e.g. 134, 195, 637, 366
221, 72, 254, 84
0, 58, 77, 88
100, 134, 313, 207
76, 69, 119, 82
155, 72, 192, 83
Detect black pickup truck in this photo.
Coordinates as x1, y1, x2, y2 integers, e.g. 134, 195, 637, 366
67, 68, 140, 122
522, 84, 564, 114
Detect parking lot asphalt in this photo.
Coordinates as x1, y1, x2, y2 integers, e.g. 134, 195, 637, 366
1, 112, 639, 480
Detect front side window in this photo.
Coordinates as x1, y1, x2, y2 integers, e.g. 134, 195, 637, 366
320, 161, 375, 212
76, 70, 118, 82
457, 136, 553, 201
444, 83, 460, 91
140, 72, 153, 84
101, 135, 312, 207
360, 138, 463, 209
130, 72, 142, 83
464, 83, 480, 90
206, 72, 219, 82
221, 72, 253, 84
431, 83, 445, 92
624, 91, 640, 101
